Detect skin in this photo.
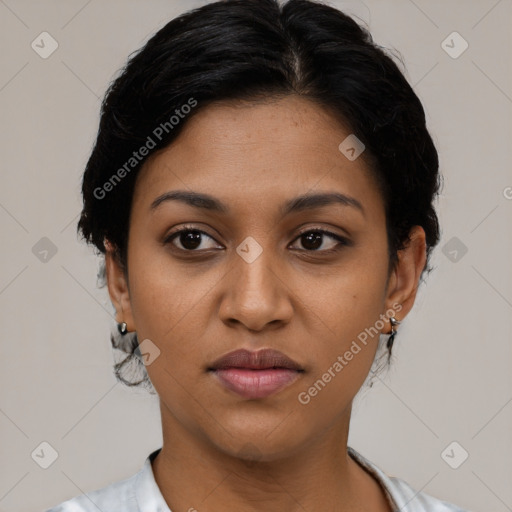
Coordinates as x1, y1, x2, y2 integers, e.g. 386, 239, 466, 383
105, 95, 426, 512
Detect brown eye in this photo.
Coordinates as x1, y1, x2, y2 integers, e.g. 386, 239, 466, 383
165, 227, 222, 252
291, 229, 349, 252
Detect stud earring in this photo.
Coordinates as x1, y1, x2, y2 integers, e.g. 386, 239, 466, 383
387, 316, 401, 351
117, 321, 128, 335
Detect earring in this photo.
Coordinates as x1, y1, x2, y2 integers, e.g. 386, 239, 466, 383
386, 316, 401, 351
117, 321, 128, 335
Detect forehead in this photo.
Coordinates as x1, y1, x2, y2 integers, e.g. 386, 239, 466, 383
132, 95, 383, 219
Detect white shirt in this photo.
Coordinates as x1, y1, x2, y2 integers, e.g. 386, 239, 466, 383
45, 446, 470, 511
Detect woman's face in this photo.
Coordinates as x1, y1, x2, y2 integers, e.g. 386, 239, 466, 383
106, 95, 424, 460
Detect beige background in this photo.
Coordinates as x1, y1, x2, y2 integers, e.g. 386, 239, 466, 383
0, 1, 511, 511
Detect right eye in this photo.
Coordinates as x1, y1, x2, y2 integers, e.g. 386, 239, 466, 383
164, 226, 223, 252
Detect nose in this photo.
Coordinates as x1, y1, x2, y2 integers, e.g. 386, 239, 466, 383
218, 242, 294, 332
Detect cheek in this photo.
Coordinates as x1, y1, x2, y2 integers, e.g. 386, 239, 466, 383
298, 242, 389, 338
294, 288, 386, 420
127, 245, 226, 370
294, 240, 389, 391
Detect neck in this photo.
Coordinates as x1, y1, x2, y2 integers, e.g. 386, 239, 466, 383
151, 400, 390, 512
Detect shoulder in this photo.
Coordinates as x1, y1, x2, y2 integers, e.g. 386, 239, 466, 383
347, 446, 471, 512
385, 474, 471, 511
43, 466, 142, 512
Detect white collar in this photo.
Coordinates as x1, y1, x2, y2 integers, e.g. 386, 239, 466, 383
134, 448, 171, 512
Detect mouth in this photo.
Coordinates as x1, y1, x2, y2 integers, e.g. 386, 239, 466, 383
207, 348, 305, 400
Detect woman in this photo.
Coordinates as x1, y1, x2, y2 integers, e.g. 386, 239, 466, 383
46, 0, 469, 510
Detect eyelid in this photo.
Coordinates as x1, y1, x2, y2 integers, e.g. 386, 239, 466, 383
294, 226, 349, 240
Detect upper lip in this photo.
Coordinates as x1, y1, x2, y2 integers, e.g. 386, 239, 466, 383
208, 348, 304, 371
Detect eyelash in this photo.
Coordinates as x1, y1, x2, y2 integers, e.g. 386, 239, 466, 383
164, 224, 349, 255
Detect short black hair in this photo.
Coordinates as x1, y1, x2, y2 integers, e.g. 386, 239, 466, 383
78, 0, 441, 389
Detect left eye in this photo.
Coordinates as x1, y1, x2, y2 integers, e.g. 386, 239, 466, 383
290, 230, 347, 252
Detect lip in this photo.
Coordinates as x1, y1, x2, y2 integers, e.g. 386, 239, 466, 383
208, 348, 304, 399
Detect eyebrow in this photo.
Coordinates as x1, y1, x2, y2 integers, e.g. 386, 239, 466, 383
150, 190, 365, 217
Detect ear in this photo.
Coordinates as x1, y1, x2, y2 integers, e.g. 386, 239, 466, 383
104, 240, 136, 332
384, 225, 427, 328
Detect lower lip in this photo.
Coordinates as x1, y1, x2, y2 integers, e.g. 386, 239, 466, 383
211, 368, 301, 399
